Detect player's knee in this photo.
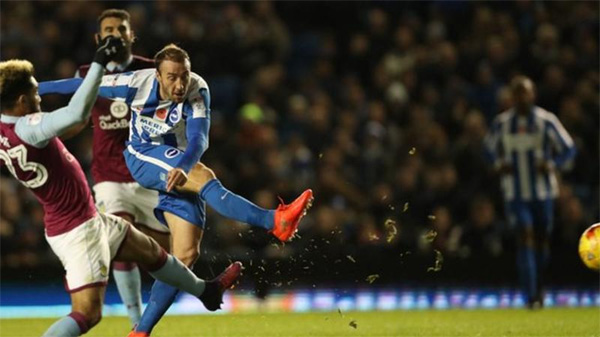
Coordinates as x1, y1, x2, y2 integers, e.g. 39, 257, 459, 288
173, 246, 200, 267
80, 307, 102, 329
113, 261, 137, 271
191, 163, 216, 186
145, 236, 165, 263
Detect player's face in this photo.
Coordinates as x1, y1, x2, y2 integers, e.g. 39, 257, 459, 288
156, 60, 191, 103
512, 79, 535, 114
22, 77, 41, 114
98, 17, 134, 63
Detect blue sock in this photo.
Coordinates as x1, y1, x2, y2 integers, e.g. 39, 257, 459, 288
517, 246, 537, 302
535, 242, 550, 295
136, 281, 179, 334
200, 179, 274, 230
535, 238, 551, 271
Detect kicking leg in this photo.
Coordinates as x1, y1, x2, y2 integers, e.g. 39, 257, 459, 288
42, 286, 105, 337
176, 163, 275, 229
176, 163, 314, 241
125, 145, 312, 241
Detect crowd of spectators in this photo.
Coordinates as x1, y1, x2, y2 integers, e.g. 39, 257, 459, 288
1, 1, 598, 288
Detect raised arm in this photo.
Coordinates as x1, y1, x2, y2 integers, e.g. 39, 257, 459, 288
16, 37, 126, 147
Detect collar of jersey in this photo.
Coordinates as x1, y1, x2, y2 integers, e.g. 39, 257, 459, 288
106, 55, 134, 73
0, 114, 20, 124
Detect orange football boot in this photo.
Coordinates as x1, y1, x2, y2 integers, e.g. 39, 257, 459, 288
270, 189, 314, 241
127, 330, 149, 337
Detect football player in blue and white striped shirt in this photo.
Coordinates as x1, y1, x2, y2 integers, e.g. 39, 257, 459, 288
485, 76, 576, 309
39, 44, 313, 336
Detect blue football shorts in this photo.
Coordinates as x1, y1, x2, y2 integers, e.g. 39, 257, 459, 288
124, 143, 205, 229
506, 199, 553, 234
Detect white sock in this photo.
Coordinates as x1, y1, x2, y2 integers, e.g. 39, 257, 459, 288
149, 255, 206, 297
113, 267, 143, 326
42, 316, 81, 337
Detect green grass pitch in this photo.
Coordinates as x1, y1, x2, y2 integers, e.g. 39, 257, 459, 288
1, 308, 598, 336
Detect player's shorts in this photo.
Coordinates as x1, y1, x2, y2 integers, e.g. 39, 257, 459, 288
124, 143, 206, 229
506, 199, 554, 234
45, 213, 130, 292
93, 181, 169, 234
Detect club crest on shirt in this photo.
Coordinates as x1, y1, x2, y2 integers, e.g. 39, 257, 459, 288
110, 101, 129, 119
169, 108, 181, 124
165, 148, 181, 159
99, 263, 108, 277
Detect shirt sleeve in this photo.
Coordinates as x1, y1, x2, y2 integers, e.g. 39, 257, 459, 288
38, 71, 136, 101
175, 83, 211, 173
15, 63, 105, 148
545, 113, 576, 168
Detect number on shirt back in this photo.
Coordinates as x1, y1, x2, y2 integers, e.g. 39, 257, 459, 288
0, 144, 48, 188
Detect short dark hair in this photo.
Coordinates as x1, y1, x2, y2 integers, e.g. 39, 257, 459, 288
0, 60, 35, 110
97, 9, 130, 30
154, 44, 190, 70
510, 75, 535, 92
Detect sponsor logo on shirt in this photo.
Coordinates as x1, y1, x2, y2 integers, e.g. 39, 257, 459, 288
99, 115, 128, 130
61, 148, 75, 162
137, 115, 171, 136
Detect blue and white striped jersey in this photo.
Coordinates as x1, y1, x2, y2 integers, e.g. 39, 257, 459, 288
97, 68, 210, 151
485, 106, 576, 202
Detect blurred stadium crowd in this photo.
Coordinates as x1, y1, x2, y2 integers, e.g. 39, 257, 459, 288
1, 1, 598, 289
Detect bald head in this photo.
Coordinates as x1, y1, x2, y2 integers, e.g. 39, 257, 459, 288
510, 76, 536, 114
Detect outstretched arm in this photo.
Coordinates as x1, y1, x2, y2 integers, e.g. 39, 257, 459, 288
39, 71, 135, 100
16, 63, 105, 147
16, 37, 125, 147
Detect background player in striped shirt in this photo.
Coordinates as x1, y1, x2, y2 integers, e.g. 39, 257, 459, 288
72, 9, 168, 327
40, 44, 314, 336
0, 38, 241, 337
485, 76, 576, 309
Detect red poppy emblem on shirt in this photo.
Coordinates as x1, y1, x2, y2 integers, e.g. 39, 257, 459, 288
155, 108, 168, 121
